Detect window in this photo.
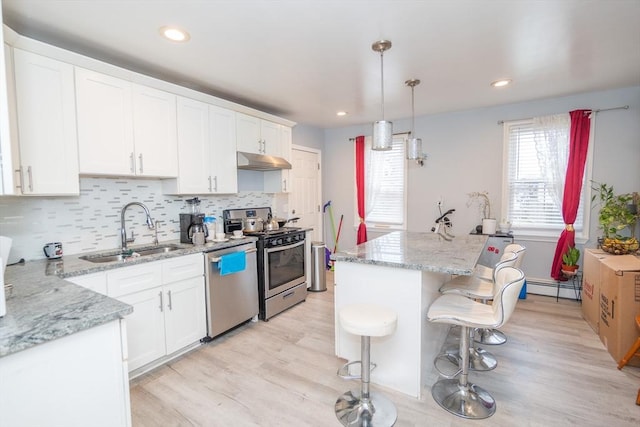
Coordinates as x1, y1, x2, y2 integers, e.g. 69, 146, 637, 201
360, 133, 407, 229
502, 118, 589, 239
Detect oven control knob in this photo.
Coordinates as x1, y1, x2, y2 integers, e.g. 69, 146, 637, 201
276, 238, 283, 246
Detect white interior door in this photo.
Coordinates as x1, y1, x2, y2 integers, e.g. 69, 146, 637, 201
290, 147, 322, 242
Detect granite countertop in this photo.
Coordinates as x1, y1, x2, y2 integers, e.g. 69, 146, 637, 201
331, 231, 488, 275
0, 237, 258, 358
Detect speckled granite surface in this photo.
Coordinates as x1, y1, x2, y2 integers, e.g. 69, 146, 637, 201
0, 237, 257, 358
331, 231, 488, 275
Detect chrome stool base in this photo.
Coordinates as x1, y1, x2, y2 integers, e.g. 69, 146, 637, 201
431, 378, 496, 419
441, 344, 497, 371
335, 389, 397, 426
474, 328, 507, 345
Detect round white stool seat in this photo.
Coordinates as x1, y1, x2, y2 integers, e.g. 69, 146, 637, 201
339, 304, 397, 337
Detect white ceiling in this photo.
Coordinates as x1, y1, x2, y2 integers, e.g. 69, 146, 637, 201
2, 0, 640, 129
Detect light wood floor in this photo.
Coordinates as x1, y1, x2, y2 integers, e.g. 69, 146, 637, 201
130, 271, 640, 426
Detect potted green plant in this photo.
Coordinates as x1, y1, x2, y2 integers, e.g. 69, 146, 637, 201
561, 246, 580, 274
591, 182, 639, 255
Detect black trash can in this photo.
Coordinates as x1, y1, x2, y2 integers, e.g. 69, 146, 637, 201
310, 241, 327, 292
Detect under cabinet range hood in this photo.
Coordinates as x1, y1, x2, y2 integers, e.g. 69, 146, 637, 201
236, 151, 292, 171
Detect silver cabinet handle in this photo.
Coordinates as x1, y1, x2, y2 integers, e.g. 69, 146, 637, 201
15, 167, 24, 193
208, 175, 212, 192
130, 153, 135, 173
138, 153, 144, 174
213, 176, 218, 192
27, 166, 33, 192
167, 290, 173, 311
158, 291, 164, 312
283, 178, 287, 192
209, 247, 257, 262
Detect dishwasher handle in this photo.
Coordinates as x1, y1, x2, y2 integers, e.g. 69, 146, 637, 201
209, 247, 256, 263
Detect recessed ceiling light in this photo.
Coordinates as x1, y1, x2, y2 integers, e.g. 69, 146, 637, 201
491, 79, 512, 88
160, 26, 190, 42
337, 111, 348, 116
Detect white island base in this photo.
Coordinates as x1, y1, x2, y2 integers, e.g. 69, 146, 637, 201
334, 261, 451, 399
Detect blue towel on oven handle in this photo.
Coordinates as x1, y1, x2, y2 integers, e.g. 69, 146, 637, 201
218, 251, 246, 276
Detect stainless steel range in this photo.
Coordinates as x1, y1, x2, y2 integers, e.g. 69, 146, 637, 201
223, 207, 307, 320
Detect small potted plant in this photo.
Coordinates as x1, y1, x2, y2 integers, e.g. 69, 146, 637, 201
591, 182, 639, 255
561, 246, 580, 275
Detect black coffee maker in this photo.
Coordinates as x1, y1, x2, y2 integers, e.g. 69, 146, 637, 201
179, 197, 209, 243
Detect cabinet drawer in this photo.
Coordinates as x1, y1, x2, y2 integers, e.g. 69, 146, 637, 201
107, 262, 162, 297
67, 272, 107, 295
162, 253, 203, 283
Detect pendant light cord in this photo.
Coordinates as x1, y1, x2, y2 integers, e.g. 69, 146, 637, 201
380, 51, 385, 120
411, 84, 415, 135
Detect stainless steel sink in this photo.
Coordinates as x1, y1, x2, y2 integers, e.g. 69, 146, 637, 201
79, 244, 183, 263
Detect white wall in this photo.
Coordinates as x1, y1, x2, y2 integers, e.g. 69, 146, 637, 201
323, 86, 640, 292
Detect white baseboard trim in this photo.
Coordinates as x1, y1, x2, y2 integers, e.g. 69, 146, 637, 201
524, 276, 582, 301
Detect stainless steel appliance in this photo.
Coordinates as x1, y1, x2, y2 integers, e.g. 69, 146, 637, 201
223, 207, 306, 320
475, 232, 515, 267
204, 242, 259, 338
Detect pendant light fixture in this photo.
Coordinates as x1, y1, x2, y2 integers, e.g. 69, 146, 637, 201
371, 40, 393, 151
405, 79, 424, 165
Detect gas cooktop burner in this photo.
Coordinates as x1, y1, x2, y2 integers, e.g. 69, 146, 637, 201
244, 227, 301, 236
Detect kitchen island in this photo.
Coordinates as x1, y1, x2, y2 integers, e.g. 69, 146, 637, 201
332, 231, 487, 399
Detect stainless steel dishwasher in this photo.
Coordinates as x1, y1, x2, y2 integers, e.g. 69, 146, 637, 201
204, 242, 258, 339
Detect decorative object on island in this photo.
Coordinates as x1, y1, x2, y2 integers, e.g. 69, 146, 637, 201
591, 182, 639, 255
371, 40, 393, 151
561, 246, 580, 276
467, 191, 496, 234
405, 79, 425, 165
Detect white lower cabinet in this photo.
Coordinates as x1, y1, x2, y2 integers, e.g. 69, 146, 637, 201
118, 286, 167, 371
164, 276, 207, 354
107, 253, 206, 373
70, 253, 206, 373
0, 320, 131, 427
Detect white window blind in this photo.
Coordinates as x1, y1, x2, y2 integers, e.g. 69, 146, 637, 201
503, 119, 586, 236
363, 134, 407, 227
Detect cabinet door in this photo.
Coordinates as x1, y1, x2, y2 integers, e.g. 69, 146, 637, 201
210, 105, 238, 193
119, 287, 166, 372
260, 120, 281, 156
171, 96, 211, 194
12, 49, 79, 195
163, 277, 207, 354
264, 126, 292, 193
76, 67, 134, 176
132, 84, 177, 177
235, 112, 261, 154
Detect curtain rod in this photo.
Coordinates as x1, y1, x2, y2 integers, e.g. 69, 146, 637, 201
496, 105, 629, 125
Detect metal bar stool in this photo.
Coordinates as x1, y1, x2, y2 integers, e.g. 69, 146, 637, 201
427, 267, 525, 419
437, 251, 519, 373
335, 304, 398, 426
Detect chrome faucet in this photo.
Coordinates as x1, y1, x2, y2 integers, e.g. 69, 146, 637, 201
120, 202, 155, 251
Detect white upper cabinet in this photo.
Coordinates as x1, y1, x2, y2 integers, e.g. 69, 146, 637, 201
264, 125, 293, 193
76, 68, 178, 177
236, 112, 262, 154
11, 48, 79, 195
132, 84, 178, 177
76, 67, 134, 176
209, 105, 237, 194
163, 98, 237, 195
236, 112, 282, 156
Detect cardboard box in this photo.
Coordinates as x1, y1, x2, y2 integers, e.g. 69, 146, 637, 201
598, 254, 640, 367
582, 249, 610, 333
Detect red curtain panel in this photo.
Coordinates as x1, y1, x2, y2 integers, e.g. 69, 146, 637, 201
550, 110, 591, 280
355, 135, 367, 244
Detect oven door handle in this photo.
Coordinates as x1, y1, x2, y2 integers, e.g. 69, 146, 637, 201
209, 247, 257, 263
265, 240, 305, 253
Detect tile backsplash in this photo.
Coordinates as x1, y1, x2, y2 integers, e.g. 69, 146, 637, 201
0, 177, 273, 262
